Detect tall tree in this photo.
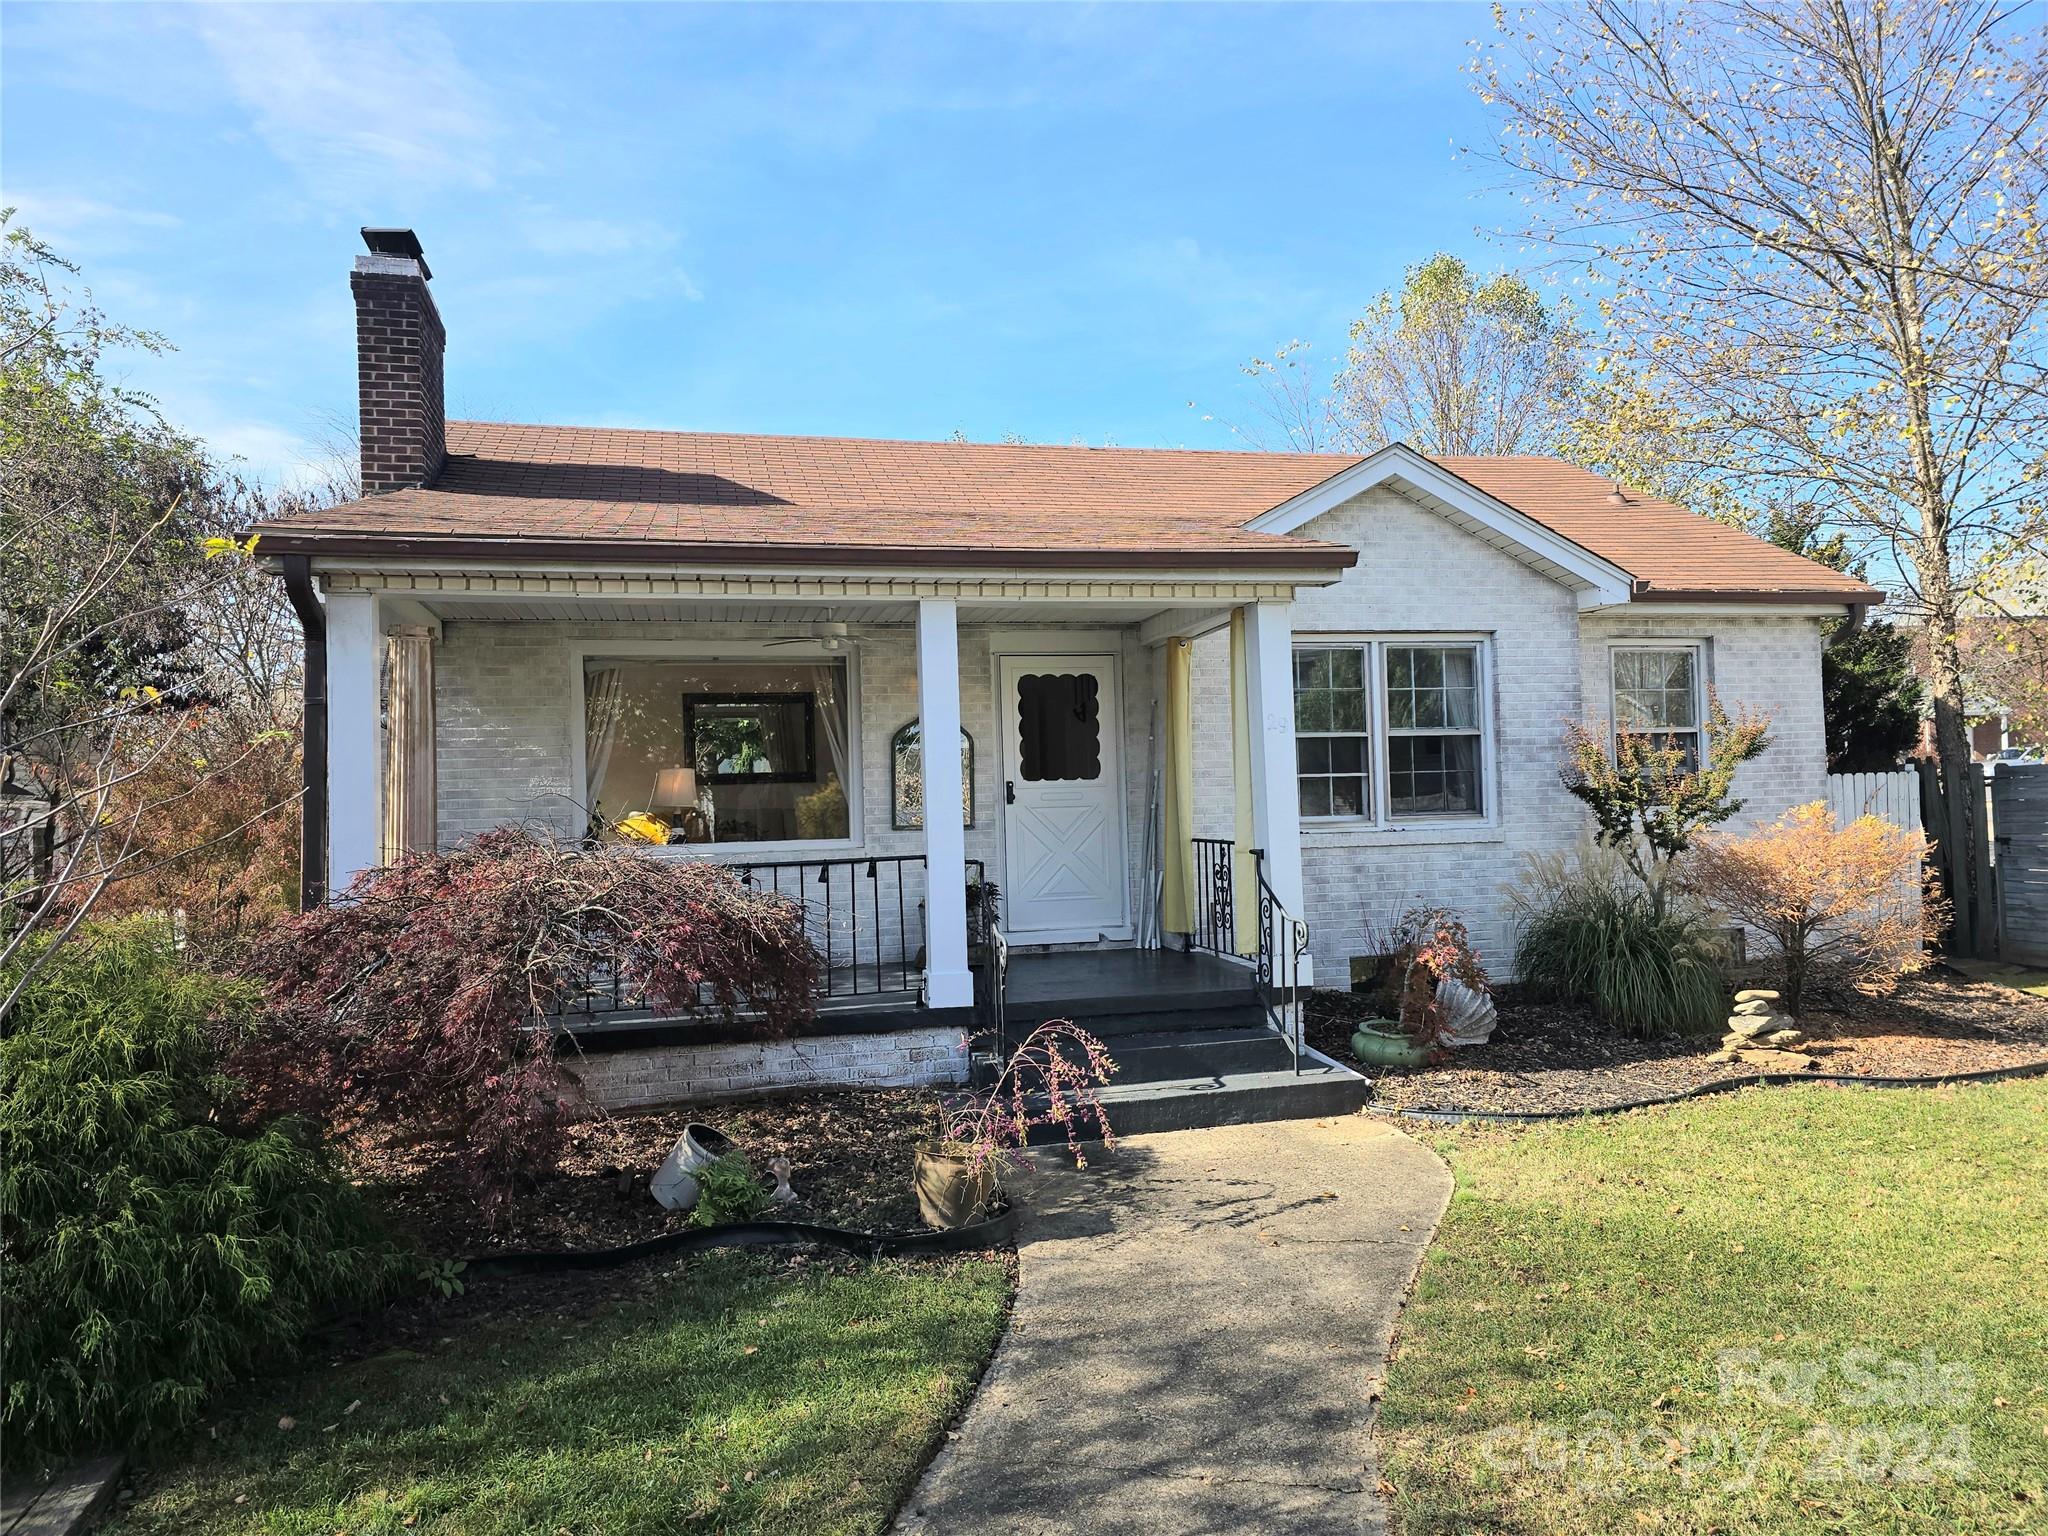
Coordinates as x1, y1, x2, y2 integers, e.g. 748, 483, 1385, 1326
1214, 254, 1586, 454
1337, 252, 1587, 456
1479, 0, 2048, 950
1767, 511, 1925, 771
0, 218, 301, 1005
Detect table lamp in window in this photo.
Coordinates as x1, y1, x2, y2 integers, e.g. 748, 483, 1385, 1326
652, 765, 707, 844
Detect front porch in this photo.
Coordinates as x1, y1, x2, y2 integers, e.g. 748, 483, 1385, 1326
556, 939, 1367, 1131
308, 564, 1365, 1123
320, 573, 1321, 1006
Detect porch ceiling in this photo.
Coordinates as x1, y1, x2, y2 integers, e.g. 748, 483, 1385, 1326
415, 594, 1234, 630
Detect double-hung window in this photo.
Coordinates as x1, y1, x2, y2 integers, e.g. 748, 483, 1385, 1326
1293, 638, 1489, 825
1611, 646, 1703, 769
1293, 648, 1371, 818
1385, 645, 1484, 816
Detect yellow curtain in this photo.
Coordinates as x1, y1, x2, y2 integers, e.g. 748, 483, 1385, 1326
1229, 610, 1259, 956
1160, 638, 1195, 935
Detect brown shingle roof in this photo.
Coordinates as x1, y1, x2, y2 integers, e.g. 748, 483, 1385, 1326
1429, 457, 1879, 602
251, 421, 1879, 601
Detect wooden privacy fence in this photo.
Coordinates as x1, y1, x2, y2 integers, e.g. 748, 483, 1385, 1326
1992, 764, 2048, 967
1827, 771, 1923, 939
1826, 771, 1922, 831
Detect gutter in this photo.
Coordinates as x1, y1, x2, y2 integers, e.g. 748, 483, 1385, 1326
1629, 583, 1886, 607
244, 530, 1358, 574
280, 555, 328, 909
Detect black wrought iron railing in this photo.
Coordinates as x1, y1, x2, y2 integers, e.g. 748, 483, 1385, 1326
1180, 837, 1309, 1073
1188, 836, 1240, 958
554, 853, 989, 1019
735, 854, 936, 1000
973, 911, 1010, 1062
1251, 857, 1311, 1076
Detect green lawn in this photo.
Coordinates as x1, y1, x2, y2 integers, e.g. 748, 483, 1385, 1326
1381, 1080, 2048, 1535
1951, 960, 2048, 1000
109, 1252, 1011, 1536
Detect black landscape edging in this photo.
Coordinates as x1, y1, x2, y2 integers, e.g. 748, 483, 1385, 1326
1380, 1055, 2048, 1125
462, 1206, 1017, 1276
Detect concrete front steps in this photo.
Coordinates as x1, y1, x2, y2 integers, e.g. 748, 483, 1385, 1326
1004, 949, 1371, 1139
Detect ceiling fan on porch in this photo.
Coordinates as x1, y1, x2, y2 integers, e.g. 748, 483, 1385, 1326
761, 622, 852, 653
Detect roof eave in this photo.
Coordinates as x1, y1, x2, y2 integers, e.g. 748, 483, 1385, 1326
1629, 584, 1886, 607
245, 528, 1358, 575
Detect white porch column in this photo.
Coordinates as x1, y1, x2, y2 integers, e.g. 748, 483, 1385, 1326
916, 598, 974, 1008
326, 589, 382, 896
1242, 598, 1312, 983
381, 624, 437, 862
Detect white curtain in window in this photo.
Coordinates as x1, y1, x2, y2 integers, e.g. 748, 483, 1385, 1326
584, 666, 625, 814
812, 665, 850, 789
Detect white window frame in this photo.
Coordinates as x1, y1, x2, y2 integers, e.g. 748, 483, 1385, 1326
1293, 644, 1374, 822
1608, 641, 1707, 766
1292, 633, 1497, 832
569, 638, 864, 859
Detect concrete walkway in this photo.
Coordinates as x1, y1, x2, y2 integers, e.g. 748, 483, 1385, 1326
894, 1116, 1453, 1536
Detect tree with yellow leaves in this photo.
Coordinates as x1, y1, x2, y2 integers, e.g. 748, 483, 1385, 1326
1681, 804, 1943, 1018
1479, 0, 2048, 952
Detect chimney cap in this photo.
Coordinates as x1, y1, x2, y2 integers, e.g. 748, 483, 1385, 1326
360, 227, 430, 280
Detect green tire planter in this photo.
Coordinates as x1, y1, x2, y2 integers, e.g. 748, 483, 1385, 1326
1351, 1021, 1431, 1068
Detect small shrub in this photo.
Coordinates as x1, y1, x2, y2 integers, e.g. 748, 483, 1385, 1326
690, 1153, 770, 1228
1681, 802, 1943, 1017
1559, 696, 1770, 916
1509, 845, 1728, 1037
0, 921, 400, 1465
235, 828, 821, 1214
1360, 906, 1491, 1047
934, 1020, 1117, 1176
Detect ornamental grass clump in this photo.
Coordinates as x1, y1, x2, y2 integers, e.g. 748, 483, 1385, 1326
1681, 802, 1943, 1017
236, 828, 821, 1212
1509, 843, 1729, 1038
0, 920, 401, 1466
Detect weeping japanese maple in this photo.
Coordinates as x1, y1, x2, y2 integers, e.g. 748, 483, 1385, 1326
234, 829, 820, 1208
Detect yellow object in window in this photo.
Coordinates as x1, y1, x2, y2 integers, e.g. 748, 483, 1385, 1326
614, 812, 672, 845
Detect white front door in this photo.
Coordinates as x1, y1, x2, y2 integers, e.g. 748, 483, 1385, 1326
997, 653, 1129, 940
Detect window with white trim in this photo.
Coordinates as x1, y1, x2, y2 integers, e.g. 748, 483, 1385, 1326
583, 656, 853, 846
1611, 646, 1703, 769
1293, 638, 1490, 825
1385, 645, 1484, 816
1293, 647, 1370, 818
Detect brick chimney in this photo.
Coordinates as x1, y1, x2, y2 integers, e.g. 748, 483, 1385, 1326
351, 228, 446, 495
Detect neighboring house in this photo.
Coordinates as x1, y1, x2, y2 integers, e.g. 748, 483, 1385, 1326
253, 230, 1879, 1123
1911, 616, 2048, 762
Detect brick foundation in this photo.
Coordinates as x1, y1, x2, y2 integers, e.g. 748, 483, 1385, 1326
559, 1025, 970, 1110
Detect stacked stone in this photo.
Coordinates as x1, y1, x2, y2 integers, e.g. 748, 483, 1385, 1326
1708, 989, 1817, 1069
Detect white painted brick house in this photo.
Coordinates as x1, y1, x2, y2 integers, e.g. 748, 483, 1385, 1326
253, 230, 1880, 1116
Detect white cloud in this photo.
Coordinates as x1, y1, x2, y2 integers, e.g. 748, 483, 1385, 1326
184, 5, 503, 201
514, 207, 674, 261
4, 193, 181, 247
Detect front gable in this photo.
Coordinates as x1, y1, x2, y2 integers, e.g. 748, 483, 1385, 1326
1247, 444, 1635, 610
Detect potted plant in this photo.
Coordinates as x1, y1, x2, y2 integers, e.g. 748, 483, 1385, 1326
914, 1019, 1116, 1228
915, 880, 1004, 969
1351, 906, 1493, 1067
966, 878, 1002, 961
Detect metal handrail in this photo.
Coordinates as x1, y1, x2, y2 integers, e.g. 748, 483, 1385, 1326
1187, 836, 1239, 958
976, 923, 1010, 1060
734, 853, 934, 1000
1252, 853, 1311, 1075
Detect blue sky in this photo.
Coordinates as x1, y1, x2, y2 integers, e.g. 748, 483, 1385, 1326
3, 2, 1530, 484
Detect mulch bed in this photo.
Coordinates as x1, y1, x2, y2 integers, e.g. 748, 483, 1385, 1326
354, 1087, 947, 1262
1307, 968, 2048, 1116
307, 1087, 971, 1368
